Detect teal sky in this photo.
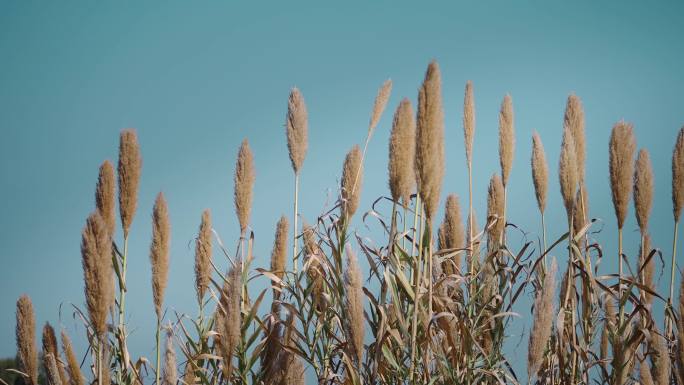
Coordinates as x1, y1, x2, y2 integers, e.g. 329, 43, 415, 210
1, 0, 683, 381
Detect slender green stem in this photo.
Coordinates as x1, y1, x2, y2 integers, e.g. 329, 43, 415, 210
293, 174, 300, 275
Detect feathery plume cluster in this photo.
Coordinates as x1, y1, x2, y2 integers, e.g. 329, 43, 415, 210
16, 295, 38, 385
651, 333, 670, 385
42, 323, 67, 385
44, 354, 62, 385
217, 264, 242, 380
118, 129, 141, 237
415, 60, 445, 220
559, 126, 578, 218
234, 139, 255, 234
286, 88, 308, 174
369, 79, 393, 133
270, 215, 289, 281
344, 246, 365, 364
61, 331, 84, 385
341, 145, 363, 221
162, 329, 178, 385
564, 94, 586, 182
95, 160, 116, 236
81, 212, 114, 337
498, 94, 515, 186
573, 183, 589, 234
531, 132, 548, 214
486, 175, 505, 243
528, 259, 557, 379
195, 209, 212, 303
440, 194, 465, 271
634, 149, 654, 233
150, 192, 170, 318
388, 98, 416, 205
609, 121, 637, 229
673, 126, 684, 221
463, 81, 475, 164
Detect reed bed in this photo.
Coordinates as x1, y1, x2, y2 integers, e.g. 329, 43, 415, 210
8, 61, 684, 385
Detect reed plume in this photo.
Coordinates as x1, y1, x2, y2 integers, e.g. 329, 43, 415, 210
95, 160, 116, 237
44, 354, 62, 385
286, 87, 308, 175
150, 192, 170, 319
651, 332, 670, 385
609, 121, 637, 230
195, 209, 212, 305
369, 79, 393, 134
486, 174, 505, 244
270, 216, 289, 298
673, 126, 684, 221
81, 212, 114, 338
388, 98, 416, 206
341, 145, 363, 222
498, 94, 514, 186
344, 246, 365, 365
217, 264, 242, 380
573, 183, 589, 234
61, 331, 84, 385
118, 129, 141, 237
463, 81, 475, 165
441, 194, 465, 272
531, 132, 548, 214
42, 323, 67, 385
16, 295, 38, 385
415, 60, 445, 221
234, 138, 255, 234
528, 259, 557, 379
634, 149, 654, 234
559, 126, 578, 218
564, 94, 586, 183
162, 329, 177, 385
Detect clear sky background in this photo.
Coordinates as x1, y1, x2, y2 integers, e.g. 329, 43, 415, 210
1, 0, 683, 381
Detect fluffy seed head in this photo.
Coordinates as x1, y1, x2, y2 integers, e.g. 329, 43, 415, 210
42, 323, 67, 385
609, 121, 637, 229
415, 60, 445, 221
16, 295, 38, 385
651, 332, 670, 385
463, 81, 475, 164
216, 265, 242, 380
486, 174, 505, 243
531, 132, 548, 214
44, 354, 62, 385
498, 94, 515, 186
673, 126, 684, 221
286, 88, 308, 174
61, 331, 84, 385
234, 139, 255, 233
369, 79, 393, 134
341, 145, 363, 222
559, 126, 578, 218
388, 98, 416, 206
195, 210, 212, 304
344, 246, 365, 364
528, 259, 557, 379
270, 216, 289, 285
441, 194, 465, 271
162, 329, 177, 385
118, 129, 141, 237
573, 183, 590, 234
564, 94, 586, 183
95, 160, 116, 237
81, 212, 114, 338
634, 149, 654, 233
150, 192, 170, 318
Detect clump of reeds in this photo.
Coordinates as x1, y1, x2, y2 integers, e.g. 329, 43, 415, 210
439, 194, 464, 273
81, 212, 114, 338
150, 192, 170, 319
118, 129, 141, 237
343, 246, 365, 366
42, 323, 67, 385
528, 259, 557, 379
270, 216, 289, 298
95, 160, 116, 236
234, 139, 255, 234
634, 149, 654, 233
216, 264, 242, 380
486, 174, 505, 244
16, 295, 38, 385
195, 209, 212, 306
341, 145, 363, 222
388, 98, 416, 206
498, 95, 515, 187
61, 331, 84, 385
559, 126, 578, 219
609, 121, 637, 230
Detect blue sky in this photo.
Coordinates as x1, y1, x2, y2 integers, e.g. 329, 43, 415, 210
1, 0, 683, 380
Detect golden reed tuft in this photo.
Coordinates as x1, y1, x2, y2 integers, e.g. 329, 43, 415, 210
388, 98, 416, 206
673, 126, 684, 221
415, 60, 445, 221
527, 258, 557, 379
463, 81, 475, 164
42, 323, 67, 385
118, 129, 141, 238
234, 139, 255, 234
609, 121, 637, 229
498, 94, 515, 186
44, 354, 62, 385
217, 264, 242, 380
634, 149, 654, 233
344, 246, 365, 364
564, 94, 586, 183
559, 126, 578, 218
270, 216, 289, 292
341, 145, 363, 221
486, 174, 505, 243
440, 194, 465, 272
16, 295, 38, 385
95, 160, 116, 237
195, 209, 212, 304
286, 87, 308, 175
150, 192, 170, 318
531, 132, 548, 214
61, 331, 84, 385
651, 332, 670, 385
162, 329, 177, 385
369, 79, 393, 134
81, 212, 114, 338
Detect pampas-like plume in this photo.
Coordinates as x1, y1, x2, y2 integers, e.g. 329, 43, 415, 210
441, 194, 465, 272
531, 132, 548, 214
195, 209, 212, 304
286, 88, 308, 174
527, 259, 557, 379
95, 160, 116, 237
673, 126, 684, 221
609, 121, 637, 229
388, 98, 416, 205
341, 145, 363, 222
61, 331, 84, 385
270, 216, 289, 289
81, 212, 114, 337
118, 129, 141, 237
564, 94, 586, 183
344, 246, 365, 364
150, 192, 170, 319
463, 81, 475, 164
369, 79, 393, 134
44, 354, 62, 385
559, 126, 578, 218
42, 323, 67, 385
498, 94, 515, 186
217, 264, 242, 380
573, 183, 589, 234
162, 329, 177, 385
634, 149, 654, 233
651, 332, 670, 385
415, 60, 445, 221
234, 139, 255, 234
16, 295, 38, 385
486, 174, 505, 244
